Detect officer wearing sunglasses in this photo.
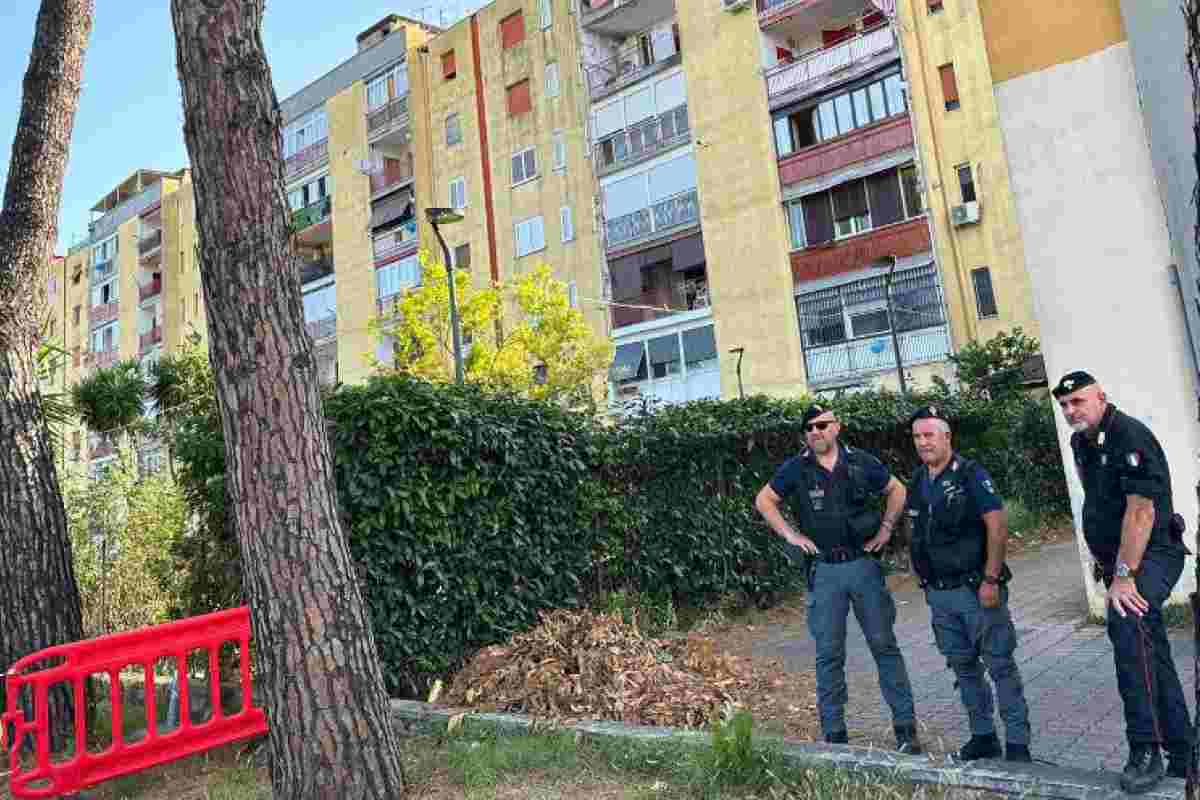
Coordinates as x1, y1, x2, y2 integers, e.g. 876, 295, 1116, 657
755, 404, 920, 754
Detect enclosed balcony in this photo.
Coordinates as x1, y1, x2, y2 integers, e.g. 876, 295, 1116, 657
765, 24, 896, 108
91, 302, 119, 328
585, 28, 680, 101
594, 103, 689, 177
284, 138, 329, 181
303, 281, 336, 344
581, 0, 675, 36
367, 95, 409, 140
138, 275, 162, 303
606, 188, 699, 252
608, 232, 707, 329
369, 149, 415, 198
292, 196, 332, 246
373, 219, 418, 264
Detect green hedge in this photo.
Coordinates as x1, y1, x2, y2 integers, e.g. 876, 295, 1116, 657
168, 374, 1069, 697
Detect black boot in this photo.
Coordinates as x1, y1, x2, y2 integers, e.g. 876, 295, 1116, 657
894, 723, 923, 755
1005, 743, 1032, 763
1120, 745, 1164, 795
824, 730, 848, 745
1166, 748, 1190, 779
956, 733, 1001, 761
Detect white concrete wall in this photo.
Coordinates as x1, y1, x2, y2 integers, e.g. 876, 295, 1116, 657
994, 42, 1200, 613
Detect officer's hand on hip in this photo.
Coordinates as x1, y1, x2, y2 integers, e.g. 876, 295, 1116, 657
862, 525, 892, 553
978, 582, 1000, 609
1107, 576, 1149, 618
786, 532, 820, 555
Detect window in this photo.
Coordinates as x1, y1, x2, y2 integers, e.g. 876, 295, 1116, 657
512, 146, 538, 184
377, 254, 421, 299
648, 334, 681, 378
900, 165, 923, 217
73, 305, 80, 325
91, 322, 118, 353
282, 110, 328, 159
449, 176, 467, 210
928, 0, 944, 11
446, 113, 462, 145
611, 341, 647, 385
682, 326, 718, 371
832, 181, 869, 238
506, 79, 532, 116
538, 0, 552, 29
552, 130, 566, 170
972, 267, 998, 318
91, 278, 118, 307
939, 63, 960, 111
786, 164, 923, 249
772, 70, 906, 156
500, 11, 525, 49
545, 62, 560, 98
957, 163, 976, 203
453, 243, 471, 269
560, 206, 575, 242
515, 216, 546, 257
442, 50, 457, 79
568, 281, 578, 308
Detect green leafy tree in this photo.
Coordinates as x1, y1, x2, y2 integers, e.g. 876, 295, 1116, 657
948, 327, 1042, 397
70, 358, 146, 445
374, 255, 613, 404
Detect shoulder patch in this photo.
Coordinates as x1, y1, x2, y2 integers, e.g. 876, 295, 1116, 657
1127, 451, 1141, 468
982, 478, 995, 494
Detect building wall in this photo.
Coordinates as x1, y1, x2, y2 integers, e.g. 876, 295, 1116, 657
990, 30, 1199, 609
677, 0, 805, 398
897, 0, 1041, 349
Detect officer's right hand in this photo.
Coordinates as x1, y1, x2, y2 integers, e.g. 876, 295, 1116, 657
786, 532, 820, 555
1107, 577, 1149, 618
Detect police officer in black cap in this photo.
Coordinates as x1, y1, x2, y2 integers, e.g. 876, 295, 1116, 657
1054, 370, 1193, 794
907, 405, 1032, 764
755, 404, 921, 753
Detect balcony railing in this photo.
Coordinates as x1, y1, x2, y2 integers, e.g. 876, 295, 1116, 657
367, 96, 410, 137
613, 277, 710, 328
93, 349, 119, 370
373, 219, 419, 262
756, 0, 820, 21
305, 315, 337, 342
595, 104, 689, 175
284, 138, 329, 180
91, 302, 119, 327
766, 26, 895, 101
585, 41, 680, 100
138, 228, 163, 256
370, 158, 415, 196
139, 276, 162, 302
803, 324, 950, 386
292, 196, 332, 231
139, 327, 163, 352
93, 259, 115, 282
606, 188, 700, 250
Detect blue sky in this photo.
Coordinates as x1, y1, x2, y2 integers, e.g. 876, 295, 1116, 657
1, 1, 486, 253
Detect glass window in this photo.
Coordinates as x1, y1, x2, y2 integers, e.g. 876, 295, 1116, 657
446, 113, 462, 145
868, 82, 887, 122
647, 153, 697, 203
972, 267, 998, 318
682, 326, 717, 371
603, 173, 648, 219
787, 201, 805, 249
957, 163, 977, 203
834, 94, 854, 136
848, 305, 890, 337
818, 101, 837, 142
647, 334, 681, 378
302, 284, 336, 323
852, 88, 870, 128
884, 73, 905, 116
774, 116, 793, 158
654, 72, 687, 113
900, 165, 922, 217
610, 341, 646, 384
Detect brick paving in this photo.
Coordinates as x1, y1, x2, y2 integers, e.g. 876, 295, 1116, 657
750, 540, 1197, 772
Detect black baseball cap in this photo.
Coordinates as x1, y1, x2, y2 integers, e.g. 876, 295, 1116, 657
1051, 370, 1097, 399
908, 405, 945, 427
801, 404, 834, 426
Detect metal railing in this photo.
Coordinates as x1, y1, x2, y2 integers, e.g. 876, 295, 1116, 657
765, 25, 895, 100
305, 315, 337, 342
139, 327, 163, 351
292, 196, 332, 231
595, 104, 689, 174
367, 96, 410, 137
283, 138, 329, 180
756, 0, 811, 17
370, 160, 415, 195
138, 229, 163, 256
803, 324, 950, 385
91, 302, 119, 327
93, 259, 115, 282
606, 188, 699, 250
139, 277, 162, 302
373, 219, 419, 262
585, 41, 680, 99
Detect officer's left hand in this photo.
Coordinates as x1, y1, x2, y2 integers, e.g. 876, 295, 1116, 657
978, 582, 1000, 609
863, 525, 892, 553
1108, 577, 1149, 618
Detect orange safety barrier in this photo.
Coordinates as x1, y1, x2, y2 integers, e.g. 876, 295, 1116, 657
2, 606, 267, 799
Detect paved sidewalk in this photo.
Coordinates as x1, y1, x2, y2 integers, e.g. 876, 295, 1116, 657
750, 540, 1197, 772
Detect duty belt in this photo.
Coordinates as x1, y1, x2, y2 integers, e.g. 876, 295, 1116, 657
920, 573, 978, 591
818, 546, 864, 564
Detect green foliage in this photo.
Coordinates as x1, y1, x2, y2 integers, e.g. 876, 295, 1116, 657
593, 590, 677, 637
70, 358, 146, 435
61, 447, 187, 637
704, 708, 762, 786
948, 326, 1042, 397
148, 338, 213, 413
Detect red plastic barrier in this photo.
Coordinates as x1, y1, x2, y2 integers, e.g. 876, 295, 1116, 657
2, 607, 267, 799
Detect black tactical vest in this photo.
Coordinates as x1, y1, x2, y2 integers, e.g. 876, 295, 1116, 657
909, 456, 987, 582
790, 445, 880, 552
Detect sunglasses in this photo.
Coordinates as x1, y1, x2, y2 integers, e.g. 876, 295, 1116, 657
804, 420, 836, 433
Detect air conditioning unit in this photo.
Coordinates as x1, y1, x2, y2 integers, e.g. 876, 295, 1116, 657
950, 200, 980, 227
722, 0, 750, 12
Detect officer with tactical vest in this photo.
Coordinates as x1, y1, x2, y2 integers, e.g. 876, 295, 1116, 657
755, 404, 921, 753
906, 405, 1032, 764
1054, 371, 1193, 794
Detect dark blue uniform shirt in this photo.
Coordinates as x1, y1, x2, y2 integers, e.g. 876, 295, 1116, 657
769, 444, 891, 551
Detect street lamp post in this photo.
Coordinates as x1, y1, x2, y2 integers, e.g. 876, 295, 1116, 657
729, 346, 745, 399
875, 255, 908, 395
426, 207, 465, 385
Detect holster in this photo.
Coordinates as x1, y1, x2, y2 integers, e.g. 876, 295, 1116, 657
1092, 560, 1114, 587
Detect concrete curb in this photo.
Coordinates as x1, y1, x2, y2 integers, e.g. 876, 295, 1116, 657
389, 700, 1185, 799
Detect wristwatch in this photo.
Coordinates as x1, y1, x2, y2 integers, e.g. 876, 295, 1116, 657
1115, 560, 1138, 579
981, 574, 1001, 586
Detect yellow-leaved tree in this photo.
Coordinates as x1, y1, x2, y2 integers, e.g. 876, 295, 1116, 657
372, 251, 614, 405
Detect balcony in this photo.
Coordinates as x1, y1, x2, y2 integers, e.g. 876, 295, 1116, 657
757, 0, 840, 28
778, 114, 913, 187
586, 41, 681, 101
613, 275, 710, 329
803, 325, 950, 386
373, 220, 419, 264
606, 188, 699, 252
93, 349, 119, 370
284, 138, 329, 181
306, 314, 337, 342
138, 276, 162, 302
790, 217, 930, 284
367, 96, 410, 139
138, 228, 163, 258
766, 26, 896, 107
370, 156, 415, 197
292, 197, 333, 246
93, 259, 115, 283
595, 104, 689, 176
139, 327, 162, 352
91, 302, 120, 328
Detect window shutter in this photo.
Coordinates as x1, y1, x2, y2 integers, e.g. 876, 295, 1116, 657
560, 207, 574, 242
523, 148, 537, 179
939, 63, 960, 109
506, 79, 532, 116
553, 132, 566, 170
500, 12, 525, 49
512, 153, 524, 183
442, 50, 456, 79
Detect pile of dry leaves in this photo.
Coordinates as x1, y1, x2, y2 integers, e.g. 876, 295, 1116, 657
442, 608, 813, 734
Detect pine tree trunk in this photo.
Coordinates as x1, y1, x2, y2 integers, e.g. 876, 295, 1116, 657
169, 3, 407, 797
0, 0, 92, 748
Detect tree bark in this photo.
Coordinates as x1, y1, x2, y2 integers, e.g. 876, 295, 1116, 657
0, 0, 92, 747
1187, 4, 1200, 796
168, 2, 407, 797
